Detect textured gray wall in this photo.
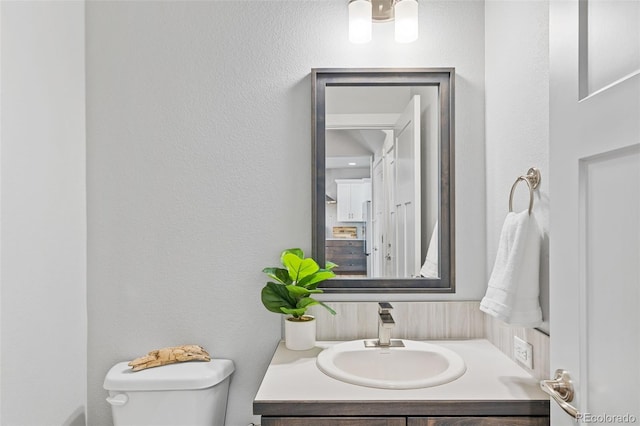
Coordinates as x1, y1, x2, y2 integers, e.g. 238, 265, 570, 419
86, 2, 486, 425
1, 2, 86, 425
485, 0, 550, 332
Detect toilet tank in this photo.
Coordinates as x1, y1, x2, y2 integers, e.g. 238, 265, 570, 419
104, 359, 234, 426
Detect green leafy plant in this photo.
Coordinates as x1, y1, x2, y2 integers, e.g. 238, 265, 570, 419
261, 248, 337, 320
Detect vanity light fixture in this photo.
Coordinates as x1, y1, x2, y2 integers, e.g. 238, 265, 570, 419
348, 0, 372, 43
348, 0, 418, 44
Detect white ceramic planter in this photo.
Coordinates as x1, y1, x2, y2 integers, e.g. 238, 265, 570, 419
284, 315, 316, 350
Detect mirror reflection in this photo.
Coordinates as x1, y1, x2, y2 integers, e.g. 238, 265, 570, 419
324, 86, 439, 279
312, 68, 455, 292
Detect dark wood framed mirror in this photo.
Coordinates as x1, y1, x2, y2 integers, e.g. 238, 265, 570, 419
312, 68, 455, 292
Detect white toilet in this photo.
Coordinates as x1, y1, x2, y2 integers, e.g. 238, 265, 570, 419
104, 358, 234, 426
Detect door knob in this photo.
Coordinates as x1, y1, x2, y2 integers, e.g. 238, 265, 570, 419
540, 369, 579, 419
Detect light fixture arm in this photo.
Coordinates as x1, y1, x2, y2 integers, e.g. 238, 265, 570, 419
371, 0, 396, 22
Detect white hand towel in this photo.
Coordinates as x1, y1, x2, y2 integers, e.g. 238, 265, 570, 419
420, 221, 439, 278
480, 210, 542, 327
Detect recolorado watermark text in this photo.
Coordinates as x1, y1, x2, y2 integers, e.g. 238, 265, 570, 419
576, 413, 637, 423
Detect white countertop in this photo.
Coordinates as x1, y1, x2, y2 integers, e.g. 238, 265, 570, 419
255, 339, 548, 402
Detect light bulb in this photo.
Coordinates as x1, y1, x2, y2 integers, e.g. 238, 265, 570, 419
349, 0, 372, 44
394, 0, 418, 43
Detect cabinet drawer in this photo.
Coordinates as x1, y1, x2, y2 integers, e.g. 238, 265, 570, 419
262, 418, 406, 426
326, 242, 365, 257
328, 257, 367, 272
326, 240, 365, 248
327, 247, 365, 259
407, 417, 549, 426
326, 244, 365, 257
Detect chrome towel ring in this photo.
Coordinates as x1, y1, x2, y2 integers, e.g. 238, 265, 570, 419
509, 167, 541, 215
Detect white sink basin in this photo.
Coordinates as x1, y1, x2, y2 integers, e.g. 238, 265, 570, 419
316, 339, 466, 389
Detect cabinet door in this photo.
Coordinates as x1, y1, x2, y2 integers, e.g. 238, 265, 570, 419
336, 181, 371, 222
262, 417, 406, 426
348, 183, 366, 221
407, 417, 549, 426
336, 183, 352, 221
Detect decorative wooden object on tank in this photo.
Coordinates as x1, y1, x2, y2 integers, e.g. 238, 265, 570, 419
128, 344, 211, 371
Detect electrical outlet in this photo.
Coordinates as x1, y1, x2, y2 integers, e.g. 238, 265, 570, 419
514, 336, 533, 369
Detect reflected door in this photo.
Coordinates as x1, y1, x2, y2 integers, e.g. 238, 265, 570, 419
393, 95, 421, 278
372, 158, 384, 277
384, 145, 396, 278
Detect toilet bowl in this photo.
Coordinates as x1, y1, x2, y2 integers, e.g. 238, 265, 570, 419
104, 359, 234, 426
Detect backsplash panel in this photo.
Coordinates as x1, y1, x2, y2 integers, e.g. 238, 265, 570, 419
484, 314, 550, 381
308, 301, 486, 341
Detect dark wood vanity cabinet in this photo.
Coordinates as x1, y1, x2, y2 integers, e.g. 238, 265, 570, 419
254, 341, 551, 426
261, 417, 549, 425
325, 239, 367, 274
256, 400, 550, 426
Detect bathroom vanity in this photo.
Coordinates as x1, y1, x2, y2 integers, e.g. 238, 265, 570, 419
254, 339, 549, 425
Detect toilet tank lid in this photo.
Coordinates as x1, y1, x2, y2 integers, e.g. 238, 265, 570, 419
103, 359, 235, 391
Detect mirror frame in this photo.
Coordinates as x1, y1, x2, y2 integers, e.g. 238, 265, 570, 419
312, 68, 455, 293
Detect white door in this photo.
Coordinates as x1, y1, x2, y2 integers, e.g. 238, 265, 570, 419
393, 95, 421, 278
548, 0, 640, 424
384, 146, 396, 277
372, 157, 384, 277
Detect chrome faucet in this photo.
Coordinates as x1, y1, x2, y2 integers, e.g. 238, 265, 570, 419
364, 302, 405, 348
377, 302, 395, 346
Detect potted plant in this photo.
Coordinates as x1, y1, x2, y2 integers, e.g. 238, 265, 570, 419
261, 248, 337, 350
